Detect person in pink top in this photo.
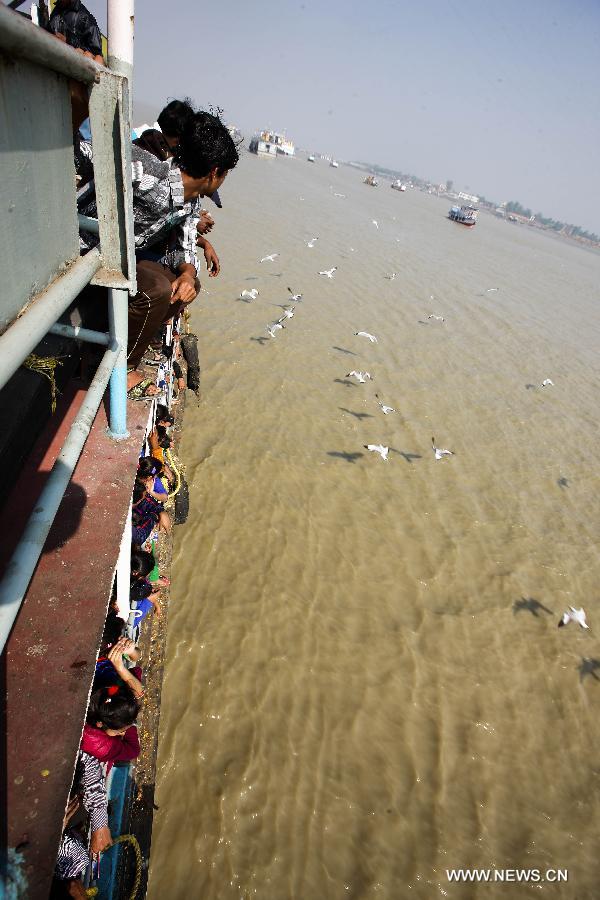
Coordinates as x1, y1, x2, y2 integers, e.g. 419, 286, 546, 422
80, 679, 141, 773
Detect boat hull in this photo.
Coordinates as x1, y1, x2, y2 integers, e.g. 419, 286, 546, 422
448, 205, 478, 226
448, 215, 476, 226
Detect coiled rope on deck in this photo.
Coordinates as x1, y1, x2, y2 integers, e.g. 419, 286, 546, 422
85, 833, 142, 900
22, 353, 65, 413
165, 448, 182, 498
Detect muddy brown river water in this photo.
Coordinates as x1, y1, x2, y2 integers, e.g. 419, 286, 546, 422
147, 154, 600, 900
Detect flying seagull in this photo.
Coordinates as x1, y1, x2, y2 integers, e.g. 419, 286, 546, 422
319, 267, 337, 278
260, 253, 279, 263
541, 379, 554, 387
354, 331, 378, 343
431, 437, 454, 460
333, 192, 346, 198
372, 220, 379, 229
427, 314, 445, 322
558, 607, 589, 629
267, 322, 285, 338
346, 370, 372, 383
375, 394, 394, 415
385, 273, 397, 281
277, 307, 295, 322
305, 238, 319, 248
240, 289, 259, 301
486, 287, 499, 293
364, 444, 389, 461
287, 288, 303, 302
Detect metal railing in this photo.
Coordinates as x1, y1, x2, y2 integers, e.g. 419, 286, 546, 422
0, 1, 135, 654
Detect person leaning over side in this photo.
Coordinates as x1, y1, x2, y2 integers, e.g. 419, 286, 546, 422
135, 99, 222, 280
157, 100, 223, 277
78, 109, 239, 393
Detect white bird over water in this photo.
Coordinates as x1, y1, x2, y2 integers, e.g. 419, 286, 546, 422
541, 379, 554, 387
427, 314, 445, 322
267, 322, 285, 338
354, 331, 378, 343
333, 192, 346, 198
318, 267, 337, 278
240, 289, 259, 301
486, 287, 500, 293
431, 437, 454, 460
372, 220, 379, 229
385, 273, 397, 281
364, 444, 389, 461
375, 394, 395, 415
346, 370, 372, 383
305, 237, 319, 248
558, 607, 589, 629
287, 287, 303, 302
277, 307, 295, 322
260, 253, 279, 263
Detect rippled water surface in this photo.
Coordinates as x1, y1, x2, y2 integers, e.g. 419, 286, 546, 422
147, 155, 600, 900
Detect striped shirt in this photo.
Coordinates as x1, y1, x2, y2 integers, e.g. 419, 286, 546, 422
78, 751, 109, 832
55, 829, 89, 880
78, 144, 200, 272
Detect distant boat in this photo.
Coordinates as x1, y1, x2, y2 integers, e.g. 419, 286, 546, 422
448, 205, 478, 226
391, 180, 406, 192
363, 175, 378, 186
249, 129, 295, 158
330, 159, 339, 168
307, 154, 315, 162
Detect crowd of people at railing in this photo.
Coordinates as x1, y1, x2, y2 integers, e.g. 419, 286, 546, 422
41, 4, 241, 896
52, 405, 177, 898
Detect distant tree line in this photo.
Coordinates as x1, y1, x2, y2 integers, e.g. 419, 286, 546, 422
503, 201, 599, 242
357, 163, 599, 243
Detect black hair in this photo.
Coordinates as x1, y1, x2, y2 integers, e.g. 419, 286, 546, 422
131, 548, 154, 579
100, 610, 126, 654
174, 110, 240, 179
137, 456, 163, 479
132, 481, 146, 504
133, 127, 171, 161
130, 578, 151, 603
155, 404, 174, 425
156, 424, 171, 449
87, 685, 140, 730
157, 98, 195, 140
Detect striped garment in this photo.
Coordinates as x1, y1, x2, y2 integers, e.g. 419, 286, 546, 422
78, 751, 109, 833
55, 829, 89, 880
54, 750, 109, 880
78, 143, 199, 272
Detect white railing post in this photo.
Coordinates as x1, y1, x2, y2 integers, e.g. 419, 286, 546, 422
107, 0, 134, 111
106, 0, 135, 439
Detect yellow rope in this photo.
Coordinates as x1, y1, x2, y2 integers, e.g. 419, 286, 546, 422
85, 834, 142, 900
165, 448, 182, 498
22, 353, 65, 413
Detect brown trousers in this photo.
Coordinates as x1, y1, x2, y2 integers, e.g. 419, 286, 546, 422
127, 260, 177, 369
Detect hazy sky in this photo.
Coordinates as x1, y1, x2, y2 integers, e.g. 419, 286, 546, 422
86, 0, 600, 232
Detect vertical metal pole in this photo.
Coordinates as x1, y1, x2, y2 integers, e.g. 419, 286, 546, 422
107, 0, 134, 112
107, 0, 134, 439
108, 287, 129, 438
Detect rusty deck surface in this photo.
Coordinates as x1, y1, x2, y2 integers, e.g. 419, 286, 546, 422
1, 386, 148, 900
